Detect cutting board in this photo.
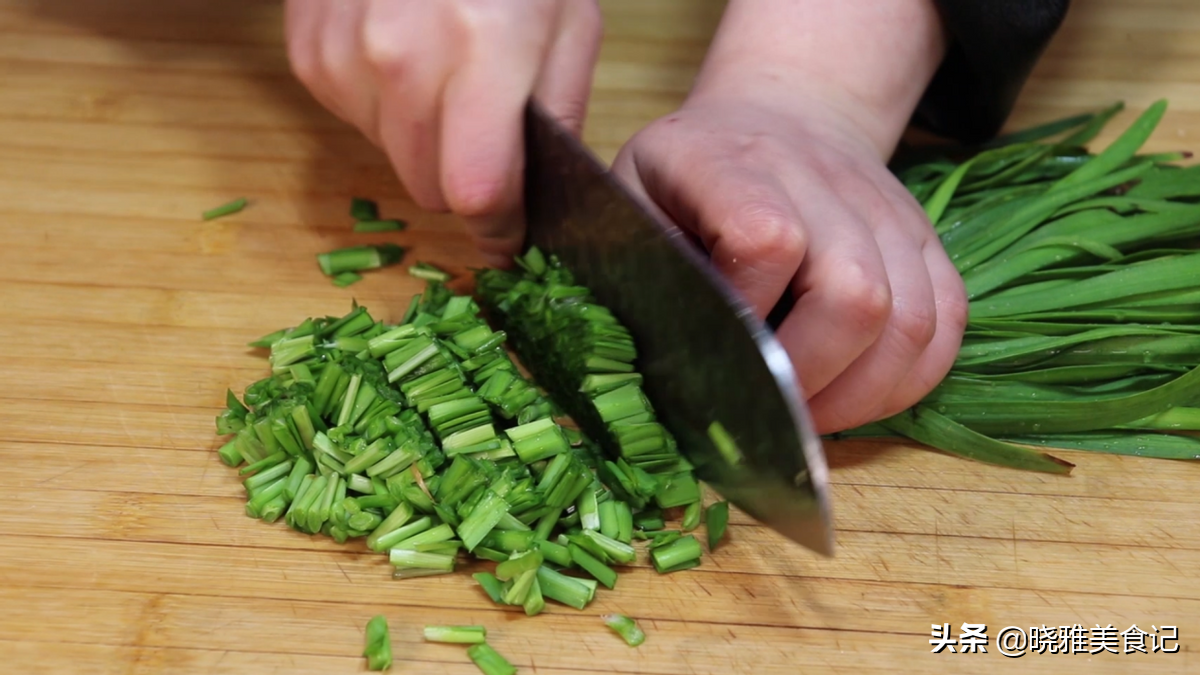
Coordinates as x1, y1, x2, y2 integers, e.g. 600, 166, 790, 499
2, 1, 1199, 673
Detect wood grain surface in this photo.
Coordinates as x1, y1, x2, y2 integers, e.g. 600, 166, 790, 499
2, 1, 1199, 673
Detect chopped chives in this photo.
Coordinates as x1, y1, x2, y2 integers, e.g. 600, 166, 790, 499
354, 219, 406, 233
333, 272, 362, 287
467, 643, 517, 675
569, 543, 617, 589
317, 244, 405, 276
350, 197, 379, 221
370, 515, 432, 552
423, 625, 487, 644
706, 500, 729, 551
603, 614, 646, 647
363, 615, 392, 671
473, 572, 506, 604
651, 534, 703, 573
409, 262, 453, 282
202, 197, 247, 221
535, 566, 592, 610
681, 501, 702, 532
495, 549, 543, 582
502, 568, 538, 605
523, 576, 545, 616
388, 549, 456, 572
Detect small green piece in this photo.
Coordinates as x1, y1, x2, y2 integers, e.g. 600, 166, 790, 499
424, 625, 487, 644
467, 643, 517, 675
333, 272, 362, 287
603, 614, 646, 647
354, 219, 407, 233
409, 262, 454, 282
202, 197, 247, 221
706, 500, 729, 551
317, 244, 406, 276
363, 615, 392, 671
681, 501, 702, 532
651, 534, 703, 574
473, 572, 506, 604
350, 197, 379, 221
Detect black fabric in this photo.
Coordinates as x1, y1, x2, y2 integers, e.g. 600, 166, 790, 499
912, 0, 1071, 144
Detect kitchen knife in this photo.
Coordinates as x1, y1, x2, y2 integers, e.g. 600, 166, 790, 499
520, 101, 835, 557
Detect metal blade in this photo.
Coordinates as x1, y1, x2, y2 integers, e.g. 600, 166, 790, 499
521, 101, 834, 557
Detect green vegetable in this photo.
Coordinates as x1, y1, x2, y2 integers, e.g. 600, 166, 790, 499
363, 615, 392, 671
843, 99, 1200, 472
201, 197, 247, 221
467, 643, 517, 675
350, 197, 379, 221
354, 219, 406, 233
424, 625, 487, 644
706, 500, 729, 551
317, 244, 405, 276
651, 534, 703, 573
410, 262, 453, 282
603, 614, 646, 647
332, 272, 362, 287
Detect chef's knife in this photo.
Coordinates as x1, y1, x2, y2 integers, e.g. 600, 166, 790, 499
520, 101, 835, 557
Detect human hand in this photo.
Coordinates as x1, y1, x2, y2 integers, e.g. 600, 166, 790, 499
284, 0, 603, 267
612, 97, 968, 434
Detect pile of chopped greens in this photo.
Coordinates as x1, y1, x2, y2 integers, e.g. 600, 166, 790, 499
210, 99, 1200, 672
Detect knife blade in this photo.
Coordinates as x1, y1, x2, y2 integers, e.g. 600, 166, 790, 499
519, 101, 835, 557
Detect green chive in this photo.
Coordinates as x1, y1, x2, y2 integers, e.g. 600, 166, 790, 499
603, 614, 646, 647
706, 501, 729, 551
423, 625, 487, 644
466, 643, 517, 675
363, 616, 392, 671
202, 197, 247, 221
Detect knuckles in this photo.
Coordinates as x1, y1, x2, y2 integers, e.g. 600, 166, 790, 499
827, 260, 893, 336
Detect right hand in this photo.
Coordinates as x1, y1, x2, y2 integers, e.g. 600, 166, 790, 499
285, 0, 604, 267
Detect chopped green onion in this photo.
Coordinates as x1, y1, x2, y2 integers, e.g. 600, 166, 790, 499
681, 501, 702, 532
423, 625, 487, 644
651, 534, 702, 574
350, 197, 379, 221
354, 219, 406, 233
333, 272, 362, 287
202, 197, 247, 221
363, 615, 392, 671
706, 501, 729, 551
569, 543, 617, 589
467, 643, 517, 675
603, 614, 646, 647
317, 244, 405, 276
473, 572, 506, 604
409, 262, 453, 282
535, 565, 592, 610
495, 550, 543, 581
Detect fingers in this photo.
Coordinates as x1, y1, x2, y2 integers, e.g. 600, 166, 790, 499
437, 7, 561, 262
873, 237, 968, 418
533, 0, 604, 136
773, 204, 892, 404
313, 0, 377, 139
802, 215, 939, 432
615, 127, 808, 318
285, 0, 342, 118
363, 0, 454, 212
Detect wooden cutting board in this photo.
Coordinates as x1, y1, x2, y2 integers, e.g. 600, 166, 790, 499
2, 1, 1198, 673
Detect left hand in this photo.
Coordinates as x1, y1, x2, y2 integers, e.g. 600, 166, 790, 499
612, 95, 968, 434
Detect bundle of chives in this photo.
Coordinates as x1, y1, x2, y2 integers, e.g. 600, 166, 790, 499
838, 99, 1200, 472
